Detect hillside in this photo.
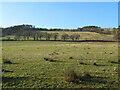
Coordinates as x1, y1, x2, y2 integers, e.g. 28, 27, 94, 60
2, 31, 115, 41
1, 24, 118, 41
40, 31, 114, 41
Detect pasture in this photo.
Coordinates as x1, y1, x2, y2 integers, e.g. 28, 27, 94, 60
2, 41, 118, 88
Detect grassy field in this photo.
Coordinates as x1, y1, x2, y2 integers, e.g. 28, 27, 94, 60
2, 41, 118, 88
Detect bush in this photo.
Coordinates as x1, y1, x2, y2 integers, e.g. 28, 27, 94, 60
64, 70, 78, 82
64, 70, 92, 83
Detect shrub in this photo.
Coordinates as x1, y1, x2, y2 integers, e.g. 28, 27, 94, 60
64, 70, 78, 82
64, 70, 92, 83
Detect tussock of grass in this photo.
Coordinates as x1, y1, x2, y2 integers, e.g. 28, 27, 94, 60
64, 70, 92, 83
3, 58, 12, 64
87, 52, 89, 54
109, 52, 113, 54
69, 57, 74, 59
79, 62, 88, 65
93, 62, 97, 65
43, 57, 59, 62
64, 70, 78, 82
49, 52, 59, 55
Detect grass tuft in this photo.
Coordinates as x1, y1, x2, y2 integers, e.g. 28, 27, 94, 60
79, 62, 88, 65
64, 70, 78, 82
43, 57, 59, 62
69, 57, 74, 59
3, 58, 12, 64
93, 62, 97, 65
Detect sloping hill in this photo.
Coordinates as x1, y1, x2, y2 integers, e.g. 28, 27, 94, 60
41, 31, 115, 41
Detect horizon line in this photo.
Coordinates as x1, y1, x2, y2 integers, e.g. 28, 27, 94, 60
1, 24, 118, 29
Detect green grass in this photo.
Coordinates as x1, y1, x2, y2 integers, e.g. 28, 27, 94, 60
2, 41, 118, 88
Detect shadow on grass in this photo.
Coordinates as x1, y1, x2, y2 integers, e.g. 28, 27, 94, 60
75, 75, 119, 88
3, 58, 19, 64
76, 76, 109, 85
48, 60, 63, 62
94, 64, 112, 66
110, 61, 120, 64
2, 76, 29, 84
79, 62, 90, 65
2, 39, 117, 42
3, 62, 19, 64
44, 58, 63, 62
2, 69, 13, 73
6, 62, 19, 64
48, 59, 62, 62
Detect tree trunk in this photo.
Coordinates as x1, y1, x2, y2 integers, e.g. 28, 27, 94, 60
36, 37, 38, 40
34, 37, 36, 40
27, 37, 29, 40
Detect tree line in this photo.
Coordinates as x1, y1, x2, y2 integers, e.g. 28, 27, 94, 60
6, 31, 80, 41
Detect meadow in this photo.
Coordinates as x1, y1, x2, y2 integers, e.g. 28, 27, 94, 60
2, 40, 119, 88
